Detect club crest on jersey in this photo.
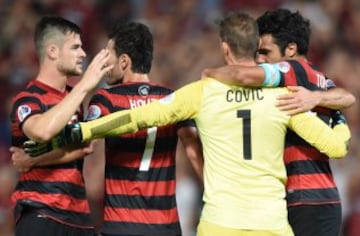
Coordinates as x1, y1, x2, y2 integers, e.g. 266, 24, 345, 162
138, 84, 150, 97
86, 105, 101, 121
276, 61, 290, 73
17, 105, 31, 122
159, 93, 175, 104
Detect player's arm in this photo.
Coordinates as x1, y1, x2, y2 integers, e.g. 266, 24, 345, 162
313, 87, 355, 109
177, 125, 204, 183
204, 64, 356, 114
22, 50, 113, 142
202, 64, 281, 87
75, 81, 204, 142
289, 111, 351, 158
10, 143, 93, 171
277, 86, 356, 115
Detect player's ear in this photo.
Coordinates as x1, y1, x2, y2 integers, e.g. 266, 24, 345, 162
47, 44, 59, 60
119, 54, 129, 70
221, 41, 230, 57
285, 42, 297, 58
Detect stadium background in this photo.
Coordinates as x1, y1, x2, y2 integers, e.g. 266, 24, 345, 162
0, 0, 359, 235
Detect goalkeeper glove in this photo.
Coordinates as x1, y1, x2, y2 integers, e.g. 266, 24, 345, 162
23, 123, 83, 157
331, 110, 347, 128
23, 140, 53, 157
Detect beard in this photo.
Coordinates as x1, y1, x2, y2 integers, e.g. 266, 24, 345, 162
58, 63, 82, 76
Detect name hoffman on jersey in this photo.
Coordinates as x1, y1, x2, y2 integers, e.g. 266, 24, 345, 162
226, 88, 264, 103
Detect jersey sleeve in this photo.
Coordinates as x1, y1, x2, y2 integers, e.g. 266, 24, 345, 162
12, 93, 44, 129
80, 80, 205, 141
86, 91, 113, 121
288, 112, 351, 158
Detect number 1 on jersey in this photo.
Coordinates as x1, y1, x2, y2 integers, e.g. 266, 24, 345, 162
237, 110, 252, 160
139, 127, 157, 171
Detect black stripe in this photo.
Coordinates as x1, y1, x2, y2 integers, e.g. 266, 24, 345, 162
91, 94, 114, 112
286, 188, 340, 204
287, 60, 321, 91
279, 72, 286, 87
286, 160, 332, 175
27, 85, 47, 94
33, 159, 84, 170
105, 165, 175, 181
102, 221, 181, 236
308, 63, 320, 72
16, 180, 87, 199
285, 129, 320, 147
105, 136, 177, 152
105, 194, 176, 209
110, 84, 173, 96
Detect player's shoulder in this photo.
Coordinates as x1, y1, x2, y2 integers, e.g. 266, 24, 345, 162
11, 84, 42, 103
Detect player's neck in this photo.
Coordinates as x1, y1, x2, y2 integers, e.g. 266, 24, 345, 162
286, 54, 307, 61
123, 73, 150, 83
36, 64, 68, 92
231, 58, 257, 67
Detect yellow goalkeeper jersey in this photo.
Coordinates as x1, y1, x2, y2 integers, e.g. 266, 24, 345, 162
81, 78, 350, 230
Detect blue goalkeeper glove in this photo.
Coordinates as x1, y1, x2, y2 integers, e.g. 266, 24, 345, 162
23, 123, 83, 157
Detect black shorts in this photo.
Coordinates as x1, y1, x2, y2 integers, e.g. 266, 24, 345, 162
15, 211, 96, 236
288, 204, 341, 236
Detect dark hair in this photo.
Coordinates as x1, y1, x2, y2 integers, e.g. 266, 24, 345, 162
218, 11, 259, 59
257, 9, 311, 56
108, 21, 153, 73
34, 16, 81, 60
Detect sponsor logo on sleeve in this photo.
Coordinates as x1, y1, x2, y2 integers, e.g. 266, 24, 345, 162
86, 105, 101, 121
17, 105, 31, 122
276, 61, 290, 73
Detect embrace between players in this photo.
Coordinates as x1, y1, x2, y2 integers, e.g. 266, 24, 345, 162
10, 8, 354, 236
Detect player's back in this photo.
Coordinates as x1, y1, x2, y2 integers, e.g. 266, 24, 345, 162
196, 79, 291, 230
88, 82, 181, 235
281, 59, 340, 206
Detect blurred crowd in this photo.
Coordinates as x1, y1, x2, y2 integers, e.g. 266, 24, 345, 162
0, 0, 360, 235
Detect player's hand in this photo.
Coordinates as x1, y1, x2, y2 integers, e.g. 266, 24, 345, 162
10, 146, 33, 172
331, 110, 347, 128
79, 49, 114, 92
277, 86, 321, 115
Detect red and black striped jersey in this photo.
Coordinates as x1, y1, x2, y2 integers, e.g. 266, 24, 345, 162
87, 82, 182, 235
278, 59, 340, 206
10, 80, 92, 228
